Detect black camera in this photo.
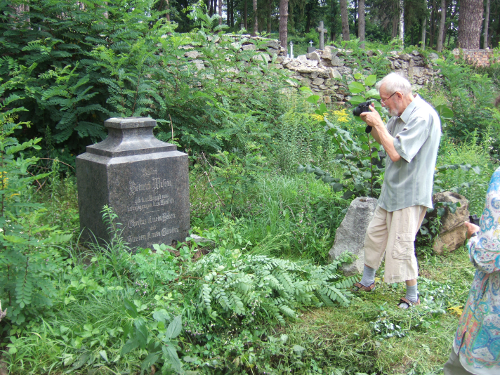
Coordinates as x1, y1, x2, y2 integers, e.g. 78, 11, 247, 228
352, 100, 373, 133
352, 101, 373, 116
469, 214, 480, 226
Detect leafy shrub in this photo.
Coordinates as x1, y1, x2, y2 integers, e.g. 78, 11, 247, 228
435, 58, 497, 146
0, 92, 72, 325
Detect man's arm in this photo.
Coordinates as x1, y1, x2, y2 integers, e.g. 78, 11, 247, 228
360, 106, 401, 162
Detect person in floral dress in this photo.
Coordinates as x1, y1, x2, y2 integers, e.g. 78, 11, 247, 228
444, 166, 500, 374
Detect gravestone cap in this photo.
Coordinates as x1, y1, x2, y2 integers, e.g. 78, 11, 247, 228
86, 117, 176, 158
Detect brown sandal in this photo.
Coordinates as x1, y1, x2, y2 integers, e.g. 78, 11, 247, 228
352, 282, 376, 292
398, 296, 421, 309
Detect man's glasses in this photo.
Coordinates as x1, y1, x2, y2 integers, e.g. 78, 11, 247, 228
381, 91, 398, 105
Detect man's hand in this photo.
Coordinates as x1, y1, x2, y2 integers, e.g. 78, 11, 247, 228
464, 221, 480, 239
360, 105, 385, 130
359, 105, 401, 162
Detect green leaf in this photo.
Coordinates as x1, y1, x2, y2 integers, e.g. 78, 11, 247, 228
166, 315, 182, 339
319, 102, 327, 114
163, 344, 182, 373
419, 226, 429, 235
435, 105, 454, 119
365, 75, 377, 86
124, 299, 138, 318
99, 350, 109, 362
140, 352, 160, 373
3, 235, 27, 244
153, 309, 170, 323
306, 95, 320, 104
134, 319, 148, 348
331, 183, 344, 192
121, 338, 140, 355
342, 190, 355, 200
348, 82, 365, 94
349, 95, 365, 105
365, 88, 380, 99
293, 344, 306, 354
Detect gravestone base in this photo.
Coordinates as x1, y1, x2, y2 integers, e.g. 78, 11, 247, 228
77, 117, 189, 250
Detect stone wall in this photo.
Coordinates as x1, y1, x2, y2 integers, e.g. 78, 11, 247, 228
182, 35, 441, 103
272, 47, 440, 103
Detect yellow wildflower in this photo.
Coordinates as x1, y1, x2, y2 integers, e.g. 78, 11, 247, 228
333, 109, 350, 123
448, 305, 463, 316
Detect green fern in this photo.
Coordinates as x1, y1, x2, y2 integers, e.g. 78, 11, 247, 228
189, 250, 356, 325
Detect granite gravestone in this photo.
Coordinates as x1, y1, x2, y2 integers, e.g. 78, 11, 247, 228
76, 117, 189, 250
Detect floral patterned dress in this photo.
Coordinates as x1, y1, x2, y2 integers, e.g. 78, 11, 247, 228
453, 166, 500, 374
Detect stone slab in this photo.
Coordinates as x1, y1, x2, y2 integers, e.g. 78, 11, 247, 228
329, 197, 378, 276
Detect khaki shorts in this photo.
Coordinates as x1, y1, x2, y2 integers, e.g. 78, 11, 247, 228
363, 205, 426, 283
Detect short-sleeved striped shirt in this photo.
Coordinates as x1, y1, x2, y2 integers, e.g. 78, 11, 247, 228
378, 95, 442, 212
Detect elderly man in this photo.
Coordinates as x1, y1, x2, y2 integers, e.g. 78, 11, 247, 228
354, 72, 442, 308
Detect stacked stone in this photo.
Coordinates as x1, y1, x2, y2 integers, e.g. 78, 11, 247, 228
452, 48, 499, 67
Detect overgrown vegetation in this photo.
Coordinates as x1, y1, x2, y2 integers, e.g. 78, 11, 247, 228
1, 1, 500, 374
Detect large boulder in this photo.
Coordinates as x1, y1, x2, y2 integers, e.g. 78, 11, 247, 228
431, 192, 470, 254
329, 197, 378, 275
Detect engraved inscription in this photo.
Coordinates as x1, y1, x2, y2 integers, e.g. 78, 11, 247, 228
128, 213, 176, 228
129, 178, 172, 196
127, 226, 179, 244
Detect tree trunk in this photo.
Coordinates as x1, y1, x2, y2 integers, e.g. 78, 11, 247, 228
429, 0, 435, 48
458, 0, 484, 49
244, 0, 248, 30
279, 0, 289, 49
268, 0, 272, 33
483, 0, 490, 48
163, 0, 170, 22
330, 0, 337, 41
358, 0, 365, 48
392, 14, 398, 39
436, 0, 446, 51
253, 0, 258, 36
340, 0, 349, 41
421, 16, 427, 49
399, 0, 404, 43
218, 0, 222, 25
